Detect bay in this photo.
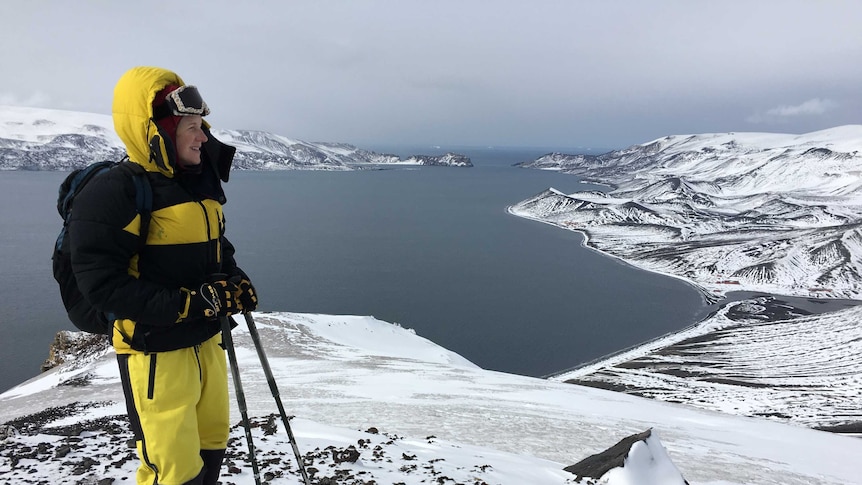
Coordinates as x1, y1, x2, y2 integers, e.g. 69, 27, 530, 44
0, 147, 708, 393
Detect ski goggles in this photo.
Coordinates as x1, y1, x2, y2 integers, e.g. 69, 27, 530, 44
161, 85, 210, 117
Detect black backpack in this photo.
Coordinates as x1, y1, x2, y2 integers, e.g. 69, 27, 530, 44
52, 160, 153, 335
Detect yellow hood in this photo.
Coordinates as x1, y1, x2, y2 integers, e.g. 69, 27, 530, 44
113, 66, 210, 178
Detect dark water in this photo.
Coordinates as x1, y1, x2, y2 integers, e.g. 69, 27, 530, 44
0, 147, 709, 393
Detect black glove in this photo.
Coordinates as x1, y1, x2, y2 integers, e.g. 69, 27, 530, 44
229, 275, 258, 312
178, 275, 241, 322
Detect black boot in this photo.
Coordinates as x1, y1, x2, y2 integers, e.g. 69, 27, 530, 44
200, 448, 227, 485
181, 467, 205, 485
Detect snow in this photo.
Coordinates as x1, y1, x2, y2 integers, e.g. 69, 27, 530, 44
641, 125, 862, 154
603, 432, 686, 485
2, 312, 861, 484
511, 126, 862, 300
0, 105, 119, 144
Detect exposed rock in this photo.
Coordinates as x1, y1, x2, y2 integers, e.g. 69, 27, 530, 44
565, 429, 652, 479
41, 331, 111, 372
565, 428, 688, 484
332, 445, 360, 463
0, 425, 16, 440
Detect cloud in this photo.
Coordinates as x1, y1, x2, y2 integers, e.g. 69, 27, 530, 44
766, 98, 837, 117
747, 98, 837, 124
0, 92, 52, 108
3, 1, 861, 146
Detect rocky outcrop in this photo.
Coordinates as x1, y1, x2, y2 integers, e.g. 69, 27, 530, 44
565, 429, 689, 484
41, 331, 110, 372
565, 429, 650, 478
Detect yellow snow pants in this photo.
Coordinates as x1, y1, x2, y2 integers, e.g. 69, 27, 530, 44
117, 333, 229, 485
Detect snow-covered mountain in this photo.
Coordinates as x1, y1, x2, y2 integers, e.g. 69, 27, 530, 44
0, 106, 472, 170
510, 127, 862, 439
512, 126, 862, 300
2, 312, 860, 485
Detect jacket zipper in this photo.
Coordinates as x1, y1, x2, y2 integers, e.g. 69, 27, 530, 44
196, 200, 221, 272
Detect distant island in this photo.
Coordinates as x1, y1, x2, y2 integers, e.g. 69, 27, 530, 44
0, 105, 472, 171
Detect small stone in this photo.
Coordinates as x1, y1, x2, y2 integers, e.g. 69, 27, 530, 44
56, 444, 73, 458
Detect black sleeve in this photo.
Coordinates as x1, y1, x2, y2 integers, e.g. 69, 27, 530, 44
68, 171, 184, 326
221, 234, 248, 279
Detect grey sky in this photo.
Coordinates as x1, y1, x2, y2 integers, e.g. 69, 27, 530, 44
2, 1, 860, 149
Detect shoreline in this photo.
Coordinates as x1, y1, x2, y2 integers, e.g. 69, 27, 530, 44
505, 200, 862, 432
506, 202, 862, 304
506, 203, 718, 304
543, 290, 862, 379
505, 204, 862, 377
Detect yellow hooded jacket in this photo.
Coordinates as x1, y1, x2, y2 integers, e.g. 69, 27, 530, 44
68, 66, 240, 354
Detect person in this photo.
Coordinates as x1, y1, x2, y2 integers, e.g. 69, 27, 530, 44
68, 66, 258, 485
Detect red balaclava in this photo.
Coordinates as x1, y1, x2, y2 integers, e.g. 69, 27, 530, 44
153, 85, 181, 143
152, 84, 201, 172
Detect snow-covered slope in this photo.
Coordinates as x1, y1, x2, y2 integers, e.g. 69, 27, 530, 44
512, 126, 862, 299
0, 106, 471, 170
2, 313, 860, 484
0, 106, 124, 169
551, 295, 862, 432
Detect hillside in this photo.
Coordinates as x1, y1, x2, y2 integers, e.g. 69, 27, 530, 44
512, 126, 862, 300
2, 313, 860, 484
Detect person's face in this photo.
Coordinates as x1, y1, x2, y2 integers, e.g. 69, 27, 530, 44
175, 115, 208, 166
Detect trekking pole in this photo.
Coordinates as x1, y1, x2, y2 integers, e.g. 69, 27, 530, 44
220, 316, 262, 485
240, 312, 312, 485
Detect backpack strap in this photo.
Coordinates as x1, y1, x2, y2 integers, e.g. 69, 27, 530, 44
118, 161, 153, 245
58, 160, 117, 222
108, 161, 153, 342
